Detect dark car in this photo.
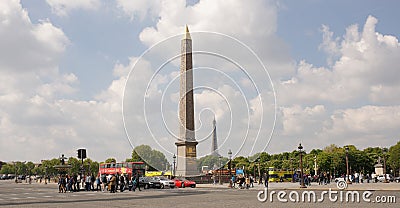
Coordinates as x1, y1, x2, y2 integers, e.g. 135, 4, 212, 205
394, 177, 400, 183
139, 177, 161, 189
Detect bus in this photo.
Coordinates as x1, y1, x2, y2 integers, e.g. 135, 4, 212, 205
99, 162, 146, 178
268, 167, 293, 182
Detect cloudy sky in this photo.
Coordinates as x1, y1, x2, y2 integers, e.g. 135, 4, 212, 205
0, 0, 399, 165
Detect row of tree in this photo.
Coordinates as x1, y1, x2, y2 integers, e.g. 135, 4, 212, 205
205, 142, 400, 177
0, 158, 99, 177
1, 142, 399, 178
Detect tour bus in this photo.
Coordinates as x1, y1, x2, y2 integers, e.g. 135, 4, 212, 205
99, 162, 146, 178
268, 167, 293, 182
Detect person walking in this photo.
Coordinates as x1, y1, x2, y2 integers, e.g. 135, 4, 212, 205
101, 174, 107, 192
245, 175, 250, 189
95, 176, 101, 191
119, 174, 125, 192
263, 172, 269, 188
109, 174, 116, 193
85, 174, 91, 191
58, 175, 66, 193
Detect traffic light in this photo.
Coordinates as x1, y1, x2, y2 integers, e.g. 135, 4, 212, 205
77, 149, 87, 159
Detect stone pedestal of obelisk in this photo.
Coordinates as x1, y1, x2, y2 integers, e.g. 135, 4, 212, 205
175, 26, 199, 176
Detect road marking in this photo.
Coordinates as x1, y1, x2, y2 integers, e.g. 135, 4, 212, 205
23, 192, 30, 194
10, 198, 20, 200
26, 196, 36, 199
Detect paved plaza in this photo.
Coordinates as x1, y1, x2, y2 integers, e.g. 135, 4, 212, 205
0, 180, 399, 208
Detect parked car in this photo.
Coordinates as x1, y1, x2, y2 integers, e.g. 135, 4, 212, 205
394, 176, 400, 183
139, 177, 161, 189
173, 178, 196, 188
153, 177, 175, 189
377, 174, 393, 182
334, 177, 345, 183
7, 174, 15, 180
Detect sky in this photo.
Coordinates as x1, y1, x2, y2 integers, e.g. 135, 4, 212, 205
0, 0, 399, 166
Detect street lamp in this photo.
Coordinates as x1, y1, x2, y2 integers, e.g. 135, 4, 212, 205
172, 154, 176, 178
45, 167, 48, 185
219, 155, 223, 185
298, 143, 306, 188
13, 161, 17, 183
383, 148, 389, 183
345, 146, 352, 184
228, 149, 232, 188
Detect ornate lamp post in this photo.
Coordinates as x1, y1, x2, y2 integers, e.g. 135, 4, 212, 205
13, 161, 17, 183
383, 148, 389, 183
298, 143, 307, 188
290, 158, 295, 183
172, 154, 176, 178
228, 149, 232, 188
219, 155, 223, 185
45, 167, 48, 185
345, 146, 352, 184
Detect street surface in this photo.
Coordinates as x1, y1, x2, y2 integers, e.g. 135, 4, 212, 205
0, 180, 399, 208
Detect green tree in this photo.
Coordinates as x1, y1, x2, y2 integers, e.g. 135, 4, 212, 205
197, 155, 224, 171
0, 164, 15, 174
105, 158, 117, 163
26, 162, 35, 175
387, 141, 400, 177
130, 145, 169, 171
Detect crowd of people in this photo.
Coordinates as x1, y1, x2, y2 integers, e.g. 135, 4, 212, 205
57, 173, 143, 193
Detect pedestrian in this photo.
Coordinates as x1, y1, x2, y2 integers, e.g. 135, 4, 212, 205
231, 175, 236, 188
263, 172, 269, 188
119, 174, 125, 192
109, 174, 116, 193
250, 175, 254, 187
95, 175, 101, 191
135, 174, 141, 191
91, 174, 96, 190
212, 174, 216, 185
101, 174, 107, 192
85, 174, 91, 191
245, 175, 250, 189
128, 176, 133, 191
58, 175, 66, 193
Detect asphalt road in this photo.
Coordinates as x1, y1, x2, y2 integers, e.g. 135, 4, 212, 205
0, 180, 399, 208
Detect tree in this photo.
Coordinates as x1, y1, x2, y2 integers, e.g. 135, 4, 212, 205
26, 162, 35, 175
387, 141, 400, 177
130, 145, 169, 171
0, 164, 15, 174
105, 158, 116, 163
198, 155, 217, 171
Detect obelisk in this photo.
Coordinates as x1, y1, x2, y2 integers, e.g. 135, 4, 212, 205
175, 25, 198, 176
211, 117, 220, 156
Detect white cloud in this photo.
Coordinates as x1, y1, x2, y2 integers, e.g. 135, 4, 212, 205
46, 0, 101, 16
116, 0, 161, 21
1, 0, 400, 164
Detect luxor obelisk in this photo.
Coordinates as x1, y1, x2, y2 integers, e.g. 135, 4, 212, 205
175, 25, 198, 176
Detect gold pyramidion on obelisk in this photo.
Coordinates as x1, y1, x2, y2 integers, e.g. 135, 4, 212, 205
175, 25, 198, 177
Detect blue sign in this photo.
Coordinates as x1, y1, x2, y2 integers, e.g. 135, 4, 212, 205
236, 169, 244, 175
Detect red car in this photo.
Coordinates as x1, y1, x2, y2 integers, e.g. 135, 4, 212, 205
173, 178, 196, 188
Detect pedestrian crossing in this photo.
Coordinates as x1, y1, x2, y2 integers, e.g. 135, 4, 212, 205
0, 190, 149, 203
